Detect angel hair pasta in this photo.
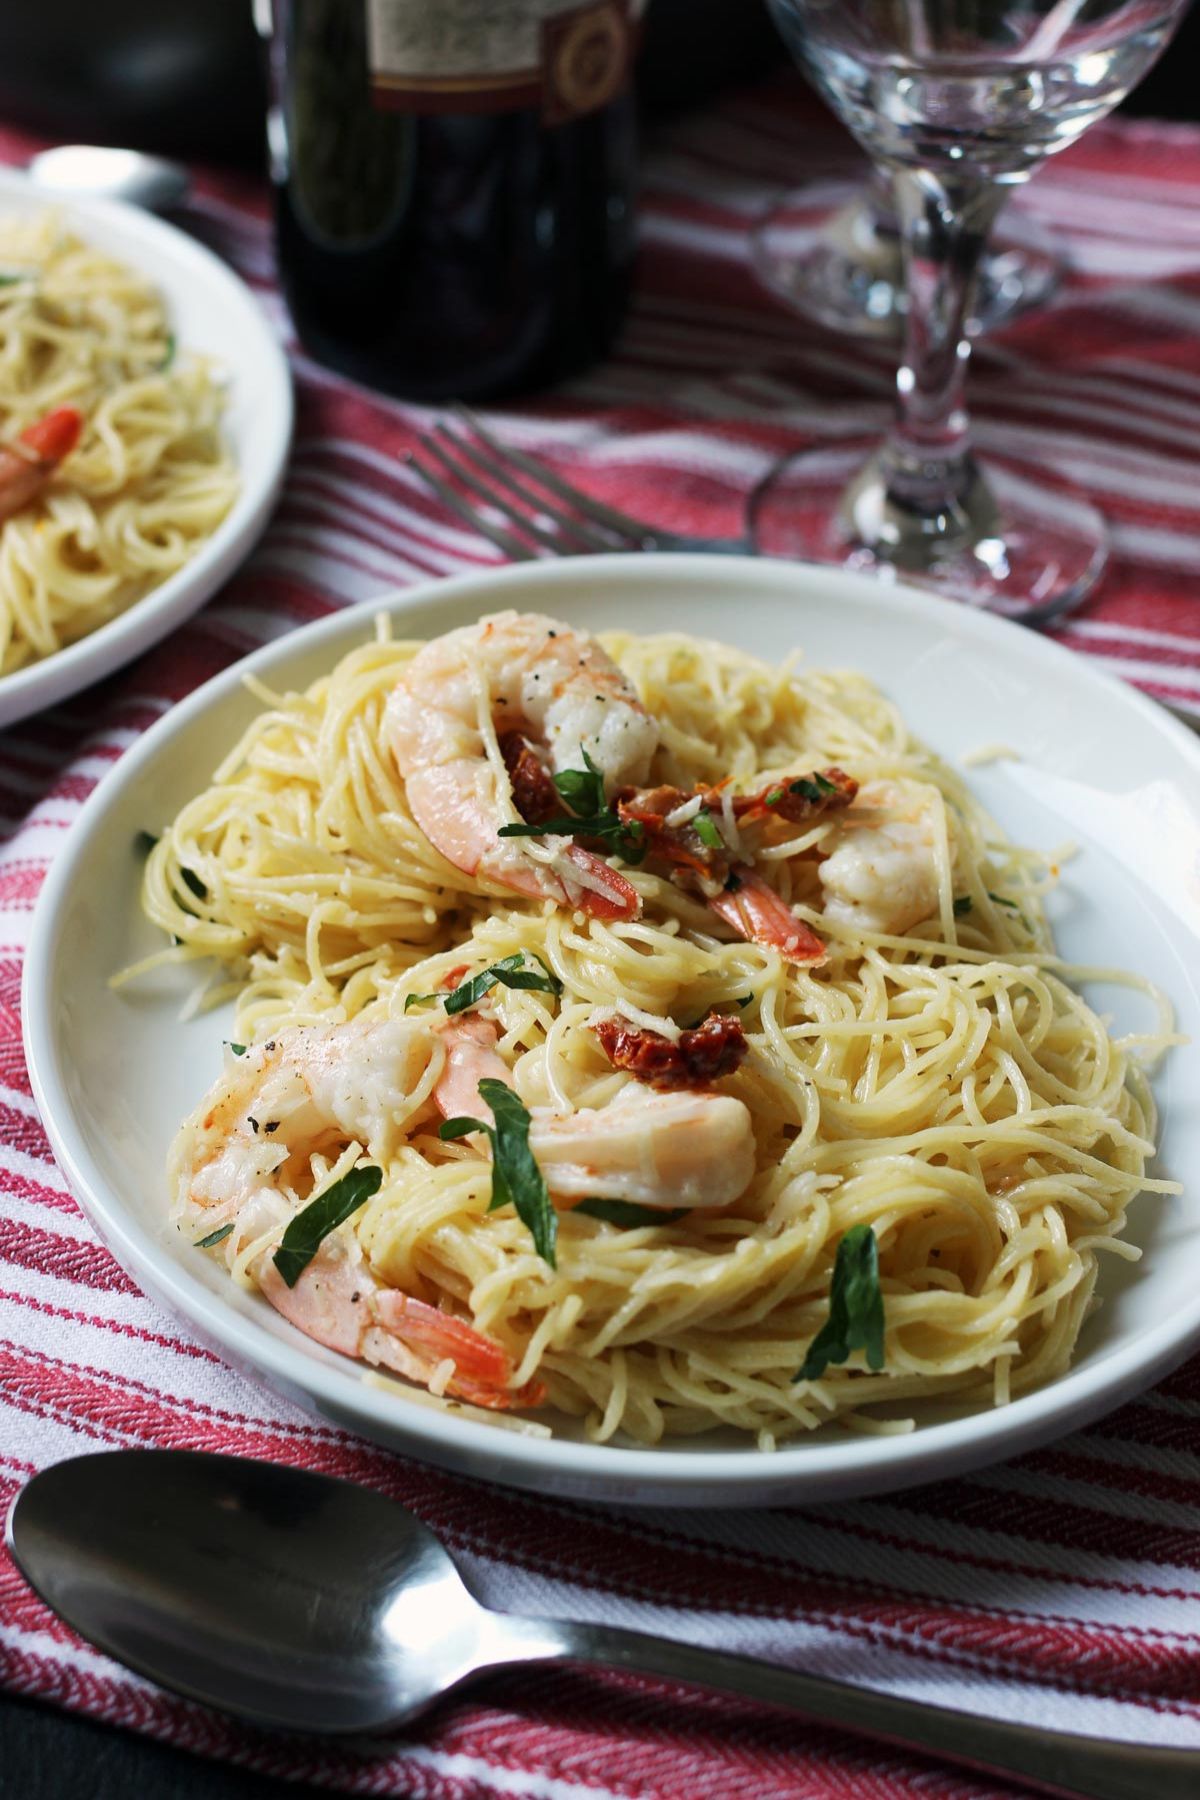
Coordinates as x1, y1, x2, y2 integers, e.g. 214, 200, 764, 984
0, 210, 238, 675
129, 612, 1177, 1449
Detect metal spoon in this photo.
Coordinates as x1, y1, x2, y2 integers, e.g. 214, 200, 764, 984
25, 146, 190, 213
6, 1450, 1195, 1800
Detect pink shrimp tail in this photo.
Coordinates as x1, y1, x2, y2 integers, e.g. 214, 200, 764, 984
0, 406, 84, 525
19, 406, 84, 464
374, 1290, 546, 1411
707, 865, 826, 964
561, 843, 640, 920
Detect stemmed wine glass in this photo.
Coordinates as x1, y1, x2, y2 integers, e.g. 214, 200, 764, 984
751, 0, 1193, 621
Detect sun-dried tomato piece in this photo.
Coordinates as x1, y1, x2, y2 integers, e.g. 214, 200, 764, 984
499, 730, 560, 825
594, 1011, 748, 1090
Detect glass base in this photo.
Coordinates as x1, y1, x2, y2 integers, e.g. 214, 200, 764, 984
749, 439, 1108, 624
752, 182, 1063, 340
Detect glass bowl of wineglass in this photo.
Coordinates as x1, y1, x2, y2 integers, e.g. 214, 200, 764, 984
750, 0, 1193, 621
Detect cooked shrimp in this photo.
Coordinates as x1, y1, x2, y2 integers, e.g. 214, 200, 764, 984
435, 1015, 756, 1211
708, 867, 827, 963
386, 610, 657, 920
819, 779, 943, 936
172, 1017, 542, 1411
616, 771, 855, 963
0, 406, 83, 525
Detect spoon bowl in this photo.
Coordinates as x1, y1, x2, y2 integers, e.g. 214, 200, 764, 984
7, 1451, 495, 1733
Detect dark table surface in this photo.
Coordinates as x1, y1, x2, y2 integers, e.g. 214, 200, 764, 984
0, 1691, 338, 1800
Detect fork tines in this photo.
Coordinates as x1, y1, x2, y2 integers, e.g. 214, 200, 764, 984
408, 407, 658, 560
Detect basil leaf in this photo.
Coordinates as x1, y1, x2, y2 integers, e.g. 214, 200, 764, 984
159, 332, 176, 370
0, 273, 27, 288
575, 1199, 690, 1228
228, 1043, 247, 1056
795, 1223, 885, 1382
987, 890, 1017, 908
764, 787, 784, 808
735, 994, 753, 1009
180, 866, 208, 902
789, 779, 825, 803
438, 1115, 487, 1141
439, 1083, 556, 1267
693, 812, 723, 850
478, 1079, 556, 1267
500, 812, 616, 838
135, 830, 158, 856
272, 1164, 384, 1289
552, 748, 606, 818
444, 952, 561, 1014
408, 954, 563, 1018
195, 1222, 234, 1249
499, 812, 645, 864
953, 895, 973, 917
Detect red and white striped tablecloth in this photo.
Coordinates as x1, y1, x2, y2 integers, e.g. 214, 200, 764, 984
3, 77, 1200, 1800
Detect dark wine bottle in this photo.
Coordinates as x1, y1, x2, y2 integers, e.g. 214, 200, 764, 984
262, 0, 639, 401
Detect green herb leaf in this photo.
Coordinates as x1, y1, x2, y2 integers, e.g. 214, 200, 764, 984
764, 787, 784, 808
478, 1079, 556, 1267
195, 1222, 234, 1250
987, 890, 1017, 909
438, 1115, 487, 1141
438, 1082, 556, 1267
735, 993, 753, 1009
406, 953, 563, 1018
135, 830, 158, 856
445, 953, 562, 1014
789, 772, 839, 804
0, 273, 27, 288
693, 811, 723, 850
228, 1043, 247, 1057
795, 1223, 885, 1382
499, 811, 645, 864
953, 895, 973, 917
552, 748, 606, 818
272, 1164, 384, 1289
159, 332, 176, 370
180, 866, 208, 902
575, 1199, 690, 1228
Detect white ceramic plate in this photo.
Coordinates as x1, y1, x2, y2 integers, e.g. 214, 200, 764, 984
0, 170, 291, 728
23, 556, 1200, 1506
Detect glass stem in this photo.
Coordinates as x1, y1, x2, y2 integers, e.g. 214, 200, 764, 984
878, 169, 1010, 522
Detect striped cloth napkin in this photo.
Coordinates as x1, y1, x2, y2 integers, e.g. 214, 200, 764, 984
4, 76, 1200, 1800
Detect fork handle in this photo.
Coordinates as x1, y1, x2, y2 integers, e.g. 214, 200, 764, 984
494, 1614, 1194, 1800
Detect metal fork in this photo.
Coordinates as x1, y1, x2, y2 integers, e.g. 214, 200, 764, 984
407, 405, 747, 558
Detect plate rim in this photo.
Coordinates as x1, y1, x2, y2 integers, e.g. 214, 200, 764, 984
0, 167, 292, 728
22, 553, 1200, 1505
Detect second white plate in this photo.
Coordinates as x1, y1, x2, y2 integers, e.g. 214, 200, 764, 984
0, 170, 292, 728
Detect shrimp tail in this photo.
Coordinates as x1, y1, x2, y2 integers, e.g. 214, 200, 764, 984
561, 843, 640, 920
708, 866, 826, 964
19, 406, 84, 464
373, 1290, 546, 1411
0, 405, 84, 525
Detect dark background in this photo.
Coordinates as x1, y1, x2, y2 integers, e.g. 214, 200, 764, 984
0, 0, 1194, 168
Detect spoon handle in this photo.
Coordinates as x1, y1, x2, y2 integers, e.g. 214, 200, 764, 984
532, 1617, 1193, 1800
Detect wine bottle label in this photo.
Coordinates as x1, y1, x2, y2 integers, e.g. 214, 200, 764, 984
366, 0, 642, 121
